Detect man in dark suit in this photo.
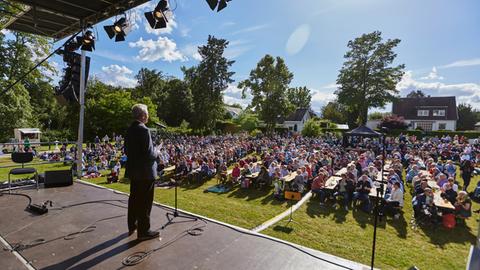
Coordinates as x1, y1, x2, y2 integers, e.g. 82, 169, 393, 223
125, 104, 159, 240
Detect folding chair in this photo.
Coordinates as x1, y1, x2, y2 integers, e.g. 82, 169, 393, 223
8, 152, 38, 192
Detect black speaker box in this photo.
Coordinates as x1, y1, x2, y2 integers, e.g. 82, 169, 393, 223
44, 169, 73, 188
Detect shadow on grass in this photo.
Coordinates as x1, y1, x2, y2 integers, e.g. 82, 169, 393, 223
272, 224, 294, 234
418, 219, 477, 247
227, 185, 273, 201
306, 198, 348, 224
386, 214, 408, 238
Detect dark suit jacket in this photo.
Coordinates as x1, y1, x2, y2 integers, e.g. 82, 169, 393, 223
125, 120, 158, 181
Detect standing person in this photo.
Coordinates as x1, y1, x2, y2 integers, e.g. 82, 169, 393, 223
125, 104, 159, 240
460, 157, 474, 191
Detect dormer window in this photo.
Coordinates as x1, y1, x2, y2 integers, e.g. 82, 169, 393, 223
417, 110, 429, 116
433, 109, 446, 116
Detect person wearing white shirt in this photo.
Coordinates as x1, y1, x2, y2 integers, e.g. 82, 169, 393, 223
384, 182, 404, 219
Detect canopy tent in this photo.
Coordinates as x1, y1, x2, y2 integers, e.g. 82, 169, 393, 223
2, 0, 150, 40
345, 125, 382, 138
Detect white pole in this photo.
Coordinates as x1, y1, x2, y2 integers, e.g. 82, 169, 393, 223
77, 49, 86, 178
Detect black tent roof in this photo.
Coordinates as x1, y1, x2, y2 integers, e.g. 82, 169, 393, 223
3, 0, 149, 40
345, 125, 382, 137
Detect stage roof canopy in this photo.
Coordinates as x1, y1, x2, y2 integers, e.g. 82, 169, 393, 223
2, 0, 149, 40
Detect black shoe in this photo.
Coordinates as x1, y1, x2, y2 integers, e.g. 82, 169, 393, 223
128, 228, 136, 236
137, 230, 160, 240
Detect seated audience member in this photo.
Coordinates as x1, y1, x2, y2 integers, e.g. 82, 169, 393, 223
441, 181, 458, 205
436, 173, 448, 189
455, 191, 472, 219
406, 165, 420, 183
413, 188, 437, 219
311, 172, 327, 205
353, 174, 372, 212
333, 173, 355, 210
444, 160, 456, 179
383, 182, 404, 219
256, 166, 270, 187
231, 163, 241, 183
292, 169, 305, 193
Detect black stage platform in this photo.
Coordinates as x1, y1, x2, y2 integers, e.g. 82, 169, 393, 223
0, 182, 369, 270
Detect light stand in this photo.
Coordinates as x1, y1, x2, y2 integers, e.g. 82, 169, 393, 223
371, 132, 386, 270
156, 128, 197, 230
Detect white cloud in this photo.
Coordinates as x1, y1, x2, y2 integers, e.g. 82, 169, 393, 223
286, 24, 311, 55
440, 58, 480, 69
129, 37, 186, 62
420, 66, 444, 80
310, 88, 336, 110
182, 44, 202, 61
398, 70, 480, 96
224, 84, 250, 108
230, 24, 269, 35
98, 64, 137, 88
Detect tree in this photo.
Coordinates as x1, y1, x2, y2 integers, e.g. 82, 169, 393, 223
234, 112, 259, 132
83, 80, 158, 140
0, 30, 54, 140
457, 103, 478, 130
134, 68, 167, 120
320, 101, 348, 124
302, 119, 321, 137
185, 36, 235, 132
287, 86, 312, 109
163, 79, 193, 126
379, 115, 408, 130
239, 55, 294, 131
368, 112, 390, 120
335, 31, 405, 126
406, 90, 428, 98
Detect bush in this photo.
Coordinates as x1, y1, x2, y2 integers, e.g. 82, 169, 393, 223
42, 129, 74, 142
250, 129, 262, 137
302, 119, 321, 137
380, 115, 408, 130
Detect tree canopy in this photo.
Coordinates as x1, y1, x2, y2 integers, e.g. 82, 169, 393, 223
335, 31, 405, 127
287, 86, 312, 109
239, 55, 294, 131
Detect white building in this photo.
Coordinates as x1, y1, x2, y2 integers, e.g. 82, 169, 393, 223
278, 108, 317, 132
392, 96, 458, 131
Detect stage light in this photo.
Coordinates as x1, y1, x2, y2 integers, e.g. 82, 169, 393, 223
75, 30, 95, 52
104, 16, 132, 42
145, 0, 170, 29
205, 0, 231, 12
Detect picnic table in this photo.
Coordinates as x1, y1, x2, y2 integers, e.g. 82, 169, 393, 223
369, 181, 387, 198
163, 165, 175, 173
335, 167, 348, 176
282, 172, 297, 183
433, 190, 455, 209
245, 172, 259, 179
325, 176, 341, 190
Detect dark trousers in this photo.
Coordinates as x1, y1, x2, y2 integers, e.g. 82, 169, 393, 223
462, 174, 471, 191
128, 179, 155, 234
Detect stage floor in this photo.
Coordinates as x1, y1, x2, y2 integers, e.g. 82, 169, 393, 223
0, 182, 369, 270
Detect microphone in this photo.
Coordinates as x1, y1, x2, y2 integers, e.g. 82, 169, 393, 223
154, 122, 167, 129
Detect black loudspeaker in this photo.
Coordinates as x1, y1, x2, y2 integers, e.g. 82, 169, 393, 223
44, 169, 73, 188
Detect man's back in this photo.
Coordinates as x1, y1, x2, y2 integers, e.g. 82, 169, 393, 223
125, 121, 157, 181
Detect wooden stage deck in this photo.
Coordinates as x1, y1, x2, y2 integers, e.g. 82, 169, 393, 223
0, 182, 369, 270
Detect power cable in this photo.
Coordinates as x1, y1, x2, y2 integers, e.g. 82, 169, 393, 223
5, 214, 125, 252
122, 220, 207, 266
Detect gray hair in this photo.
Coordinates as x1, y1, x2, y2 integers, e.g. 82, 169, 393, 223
132, 104, 148, 120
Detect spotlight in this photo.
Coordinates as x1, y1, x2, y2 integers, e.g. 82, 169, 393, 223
75, 30, 95, 52
104, 16, 132, 42
145, 0, 170, 29
206, 0, 231, 12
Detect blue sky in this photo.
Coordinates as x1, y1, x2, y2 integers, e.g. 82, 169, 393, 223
50, 0, 480, 113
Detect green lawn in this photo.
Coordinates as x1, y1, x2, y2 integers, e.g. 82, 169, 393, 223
0, 156, 71, 181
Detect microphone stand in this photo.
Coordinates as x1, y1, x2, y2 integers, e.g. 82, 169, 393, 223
156, 128, 197, 230
371, 133, 386, 270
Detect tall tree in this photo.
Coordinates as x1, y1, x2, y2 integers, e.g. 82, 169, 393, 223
239, 55, 294, 131
0, 30, 54, 140
320, 100, 349, 124
134, 68, 167, 120
335, 31, 405, 126
406, 90, 428, 98
287, 86, 312, 109
163, 79, 193, 126
457, 103, 478, 130
184, 36, 235, 132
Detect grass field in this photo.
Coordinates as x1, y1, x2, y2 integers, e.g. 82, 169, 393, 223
1, 155, 478, 269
